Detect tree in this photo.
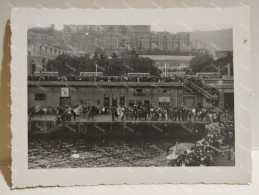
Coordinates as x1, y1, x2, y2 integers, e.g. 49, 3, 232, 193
130, 49, 138, 58
214, 52, 233, 76
112, 52, 118, 59
46, 60, 53, 71
44, 50, 160, 77
189, 52, 214, 73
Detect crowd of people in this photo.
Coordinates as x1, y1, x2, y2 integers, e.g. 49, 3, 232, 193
171, 142, 215, 166
28, 74, 187, 83
28, 106, 59, 116
170, 108, 234, 166
111, 104, 212, 122
28, 74, 220, 98
28, 103, 223, 124
28, 104, 99, 122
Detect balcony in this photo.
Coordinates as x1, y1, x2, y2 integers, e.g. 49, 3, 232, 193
28, 80, 185, 87
133, 92, 145, 96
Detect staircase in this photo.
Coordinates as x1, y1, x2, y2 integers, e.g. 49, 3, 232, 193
185, 81, 218, 101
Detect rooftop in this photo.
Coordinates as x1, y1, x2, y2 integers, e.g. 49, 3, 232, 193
140, 55, 194, 61
28, 81, 185, 87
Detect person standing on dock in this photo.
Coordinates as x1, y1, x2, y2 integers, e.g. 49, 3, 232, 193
88, 104, 96, 121
121, 106, 125, 121
133, 105, 138, 120
71, 109, 77, 121
111, 106, 116, 121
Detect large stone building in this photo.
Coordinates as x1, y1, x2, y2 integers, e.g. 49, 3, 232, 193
27, 26, 84, 75
62, 25, 191, 56
27, 25, 192, 75
139, 55, 194, 75
27, 40, 80, 75
190, 40, 206, 50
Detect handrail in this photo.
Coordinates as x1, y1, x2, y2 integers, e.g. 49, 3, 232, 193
187, 81, 218, 100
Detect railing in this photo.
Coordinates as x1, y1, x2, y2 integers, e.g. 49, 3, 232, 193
222, 80, 234, 84
204, 80, 218, 85
187, 81, 218, 100
201, 78, 234, 86
30, 115, 58, 121
133, 92, 145, 96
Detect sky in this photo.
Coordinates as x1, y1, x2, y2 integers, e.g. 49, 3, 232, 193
28, 24, 232, 33
151, 24, 232, 33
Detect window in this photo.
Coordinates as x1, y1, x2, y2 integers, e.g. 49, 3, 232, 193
136, 89, 142, 93
162, 89, 168, 94
158, 102, 170, 107
120, 94, 125, 106
136, 100, 142, 106
35, 93, 46, 101
135, 89, 144, 95
104, 94, 110, 106
129, 100, 134, 107
144, 100, 150, 106
112, 95, 117, 107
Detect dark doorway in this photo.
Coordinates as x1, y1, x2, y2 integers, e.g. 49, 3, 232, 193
104, 94, 110, 106
144, 100, 150, 106
112, 95, 117, 107
60, 97, 71, 109
31, 64, 36, 75
120, 94, 125, 106
224, 93, 234, 110
136, 100, 142, 106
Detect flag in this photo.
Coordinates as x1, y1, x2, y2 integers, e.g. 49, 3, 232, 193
35, 104, 42, 112
73, 105, 83, 115
227, 64, 231, 76
222, 64, 231, 76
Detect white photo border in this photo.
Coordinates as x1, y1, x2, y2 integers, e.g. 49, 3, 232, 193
11, 8, 251, 188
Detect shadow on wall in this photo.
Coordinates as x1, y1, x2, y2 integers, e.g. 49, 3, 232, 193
0, 20, 12, 188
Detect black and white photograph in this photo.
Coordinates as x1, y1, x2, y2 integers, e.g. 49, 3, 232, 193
27, 24, 235, 168
10, 8, 251, 187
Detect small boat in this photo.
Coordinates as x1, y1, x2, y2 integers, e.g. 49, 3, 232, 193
166, 141, 195, 163
71, 153, 80, 158
166, 141, 179, 163
166, 153, 179, 162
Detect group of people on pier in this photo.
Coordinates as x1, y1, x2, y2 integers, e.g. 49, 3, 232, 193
109, 104, 216, 123
28, 102, 222, 124
170, 109, 234, 166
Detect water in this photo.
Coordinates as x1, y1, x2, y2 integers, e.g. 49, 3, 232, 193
28, 137, 182, 168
